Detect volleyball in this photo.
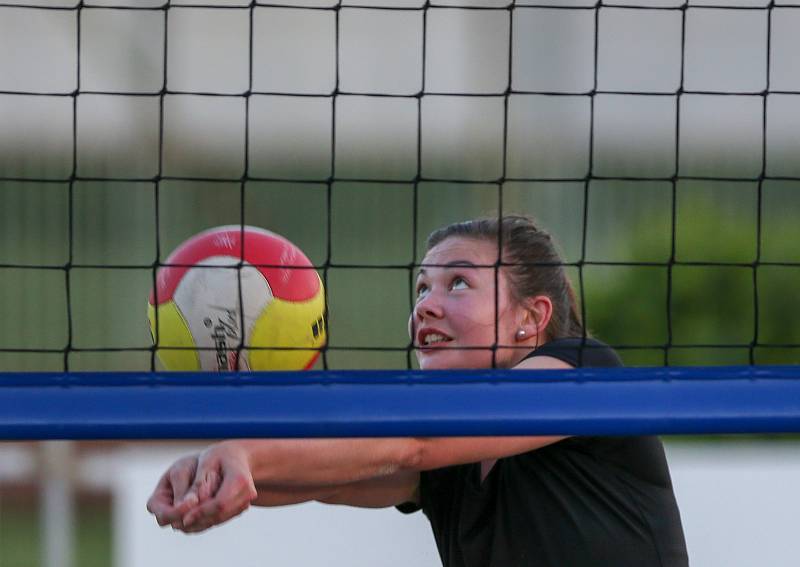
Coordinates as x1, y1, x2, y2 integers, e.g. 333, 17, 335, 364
147, 226, 326, 371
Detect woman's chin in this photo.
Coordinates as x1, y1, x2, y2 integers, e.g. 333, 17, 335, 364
418, 358, 449, 370
417, 351, 486, 370
416, 351, 451, 370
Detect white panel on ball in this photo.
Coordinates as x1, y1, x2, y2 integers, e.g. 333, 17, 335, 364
173, 257, 273, 371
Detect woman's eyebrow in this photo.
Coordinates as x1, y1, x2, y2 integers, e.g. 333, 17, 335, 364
418, 260, 479, 275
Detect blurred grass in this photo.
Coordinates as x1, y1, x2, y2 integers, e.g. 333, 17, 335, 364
0, 487, 111, 567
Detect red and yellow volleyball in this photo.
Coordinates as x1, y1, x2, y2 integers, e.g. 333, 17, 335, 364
147, 226, 325, 371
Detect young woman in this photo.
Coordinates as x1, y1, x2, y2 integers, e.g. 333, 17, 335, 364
147, 215, 688, 566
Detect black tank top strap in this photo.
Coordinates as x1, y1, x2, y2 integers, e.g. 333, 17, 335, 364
522, 337, 624, 368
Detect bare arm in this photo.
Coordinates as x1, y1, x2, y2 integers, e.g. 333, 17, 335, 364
252, 470, 421, 509
173, 433, 558, 528
160, 354, 573, 530
241, 356, 572, 488
242, 355, 572, 490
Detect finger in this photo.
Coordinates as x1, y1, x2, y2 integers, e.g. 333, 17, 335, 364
182, 496, 220, 527
146, 483, 169, 515
181, 519, 214, 534
214, 466, 257, 504
197, 469, 221, 502
185, 468, 220, 505
147, 456, 200, 527
182, 496, 252, 532
177, 458, 220, 510
147, 499, 175, 527
169, 461, 197, 505
155, 503, 186, 527
182, 471, 255, 527
147, 480, 184, 527
165, 493, 198, 532
175, 490, 199, 511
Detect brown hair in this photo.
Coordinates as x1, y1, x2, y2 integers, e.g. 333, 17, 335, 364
426, 215, 584, 340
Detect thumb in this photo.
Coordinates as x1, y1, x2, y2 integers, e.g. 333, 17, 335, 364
197, 467, 222, 502
180, 456, 222, 506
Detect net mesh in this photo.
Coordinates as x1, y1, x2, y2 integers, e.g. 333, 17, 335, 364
1, 1, 799, 372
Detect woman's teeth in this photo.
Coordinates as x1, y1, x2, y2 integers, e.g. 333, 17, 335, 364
424, 334, 450, 345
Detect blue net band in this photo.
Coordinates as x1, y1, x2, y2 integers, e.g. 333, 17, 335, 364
2, 366, 799, 440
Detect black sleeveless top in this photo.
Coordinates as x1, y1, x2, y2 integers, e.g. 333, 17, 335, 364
401, 338, 689, 567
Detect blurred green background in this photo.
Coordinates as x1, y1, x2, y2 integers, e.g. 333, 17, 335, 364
3, 176, 799, 371
0, 483, 110, 567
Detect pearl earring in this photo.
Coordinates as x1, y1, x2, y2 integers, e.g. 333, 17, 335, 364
515, 329, 527, 340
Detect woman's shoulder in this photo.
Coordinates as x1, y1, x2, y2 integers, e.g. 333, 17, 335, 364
524, 337, 623, 368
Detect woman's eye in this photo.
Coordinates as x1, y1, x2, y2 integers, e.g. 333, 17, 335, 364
451, 277, 468, 290
416, 284, 429, 298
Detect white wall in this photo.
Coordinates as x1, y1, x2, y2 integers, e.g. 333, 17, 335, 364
113, 441, 800, 567
666, 441, 800, 567
113, 445, 440, 567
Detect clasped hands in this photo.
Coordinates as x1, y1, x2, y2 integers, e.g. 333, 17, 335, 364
146, 441, 258, 533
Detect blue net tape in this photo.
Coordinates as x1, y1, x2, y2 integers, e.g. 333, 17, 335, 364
2, 366, 799, 440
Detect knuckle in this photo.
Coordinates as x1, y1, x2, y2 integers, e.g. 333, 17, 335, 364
214, 503, 234, 522
210, 500, 223, 515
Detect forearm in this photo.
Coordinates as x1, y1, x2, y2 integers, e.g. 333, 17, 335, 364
251, 485, 341, 508
165, 439, 421, 532
252, 471, 420, 510
229, 438, 421, 489
229, 435, 560, 490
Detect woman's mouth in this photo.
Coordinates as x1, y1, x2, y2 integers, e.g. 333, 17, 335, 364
417, 329, 454, 349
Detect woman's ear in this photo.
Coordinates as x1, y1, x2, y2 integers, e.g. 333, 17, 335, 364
515, 295, 553, 342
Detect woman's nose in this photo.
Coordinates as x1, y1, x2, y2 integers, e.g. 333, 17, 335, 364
414, 292, 444, 320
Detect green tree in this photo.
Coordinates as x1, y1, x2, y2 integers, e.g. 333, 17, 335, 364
583, 196, 800, 366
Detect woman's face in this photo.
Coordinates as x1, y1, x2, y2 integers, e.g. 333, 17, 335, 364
409, 236, 528, 370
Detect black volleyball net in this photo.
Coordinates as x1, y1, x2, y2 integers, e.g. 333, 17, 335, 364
1, 0, 799, 379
